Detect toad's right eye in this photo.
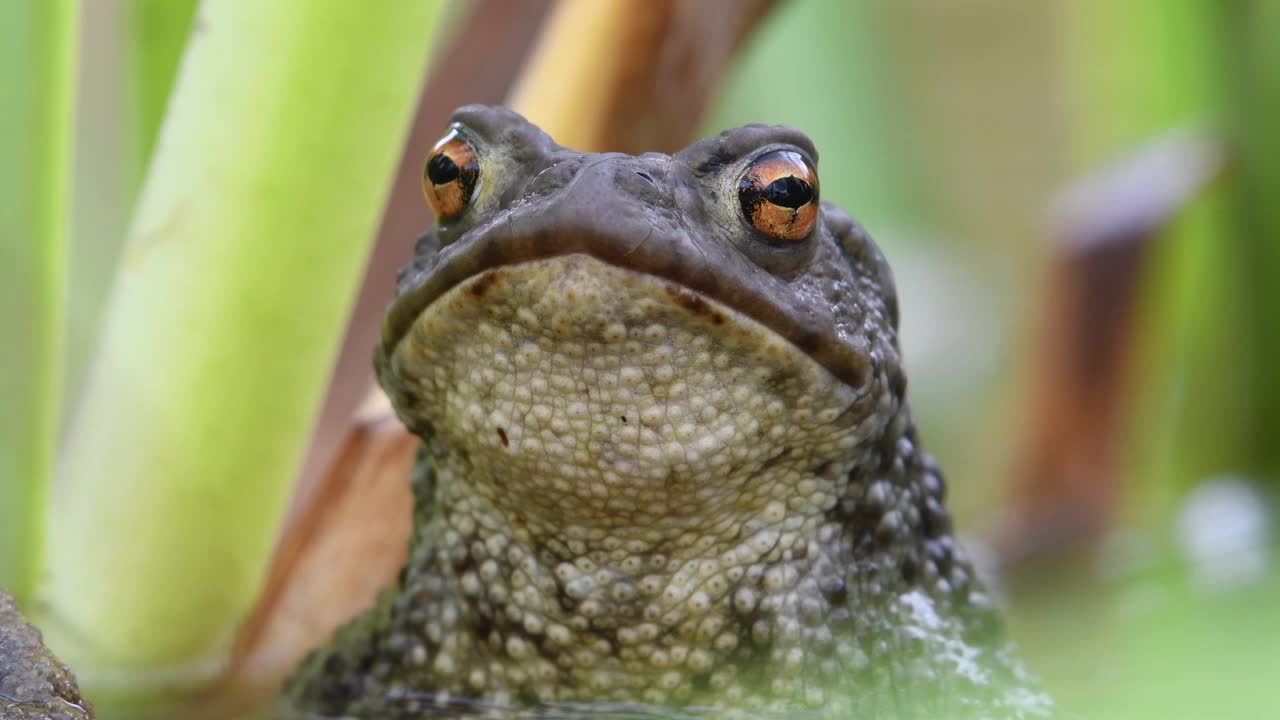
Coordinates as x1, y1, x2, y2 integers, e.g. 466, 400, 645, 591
422, 128, 479, 221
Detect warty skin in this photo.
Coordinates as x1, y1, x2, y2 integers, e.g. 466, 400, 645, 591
283, 106, 1052, 719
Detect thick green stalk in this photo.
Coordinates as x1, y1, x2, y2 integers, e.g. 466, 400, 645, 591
0, 0, 77, 608
1221, 0, 1280, 481
42, 0, 443, 698
64, 0, 199, 421
124, 0, 199, 187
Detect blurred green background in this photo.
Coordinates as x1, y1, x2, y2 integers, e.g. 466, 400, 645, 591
3, 1, 1277, 718
708, 2, 1280, 718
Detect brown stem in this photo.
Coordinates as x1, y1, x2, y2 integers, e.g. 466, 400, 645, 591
998, 128, 1224, 566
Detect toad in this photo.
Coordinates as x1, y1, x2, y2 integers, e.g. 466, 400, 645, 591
284, 106, 1050, 719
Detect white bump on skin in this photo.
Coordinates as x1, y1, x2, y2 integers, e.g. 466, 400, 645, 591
432, 652, 456, 675
505, 636, 530, 660
619, 366, 644, 386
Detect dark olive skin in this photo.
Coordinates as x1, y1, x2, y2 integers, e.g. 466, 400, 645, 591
284, 106, 1051, 719
0, 590, 93, 720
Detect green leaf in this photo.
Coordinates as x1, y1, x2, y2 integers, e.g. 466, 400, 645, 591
41, 0, 444, 701
63, 0, 199, 421
124, 0, 199, 187
0, 0, 78, 609
1221, 0, 1280, 479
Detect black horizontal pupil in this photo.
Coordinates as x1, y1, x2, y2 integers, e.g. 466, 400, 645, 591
762, 175, 812, 209
426, 152, 460, 185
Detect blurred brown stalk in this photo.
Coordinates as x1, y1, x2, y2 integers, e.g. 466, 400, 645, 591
999, 129, 1225, 566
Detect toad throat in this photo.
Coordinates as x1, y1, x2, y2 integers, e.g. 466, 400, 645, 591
380, 254, 888, 550
375, 258, 908, 707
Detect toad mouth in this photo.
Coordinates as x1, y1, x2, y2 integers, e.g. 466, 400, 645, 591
379, 221, 871, 391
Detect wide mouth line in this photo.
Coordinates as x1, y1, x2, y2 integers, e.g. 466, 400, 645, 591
382, 222, 716, 352
383, 246, 628, 353
381, 229, 870, 391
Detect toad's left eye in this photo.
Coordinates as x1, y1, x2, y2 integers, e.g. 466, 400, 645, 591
422, 128, 480, 221
737, 150, 819, 243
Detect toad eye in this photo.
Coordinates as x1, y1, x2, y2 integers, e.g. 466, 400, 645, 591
737, 150, 819, 243
422, 128, 480, 221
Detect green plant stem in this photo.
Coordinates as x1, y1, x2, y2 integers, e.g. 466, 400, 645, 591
1221, 0, 1280, 480
0, 0, 78, 609
124, 0, 199, 187
42, 0, 443, 700
64, 0, 199, 423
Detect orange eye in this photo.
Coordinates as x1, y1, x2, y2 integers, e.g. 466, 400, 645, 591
737, 150, 819, 243
422, 129, 479, 221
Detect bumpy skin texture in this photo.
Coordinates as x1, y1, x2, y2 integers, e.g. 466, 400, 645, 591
0, 590, 93, 720
284, 106, 1051, 719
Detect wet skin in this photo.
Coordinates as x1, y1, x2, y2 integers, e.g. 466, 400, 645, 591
284, 106, 1051, 719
